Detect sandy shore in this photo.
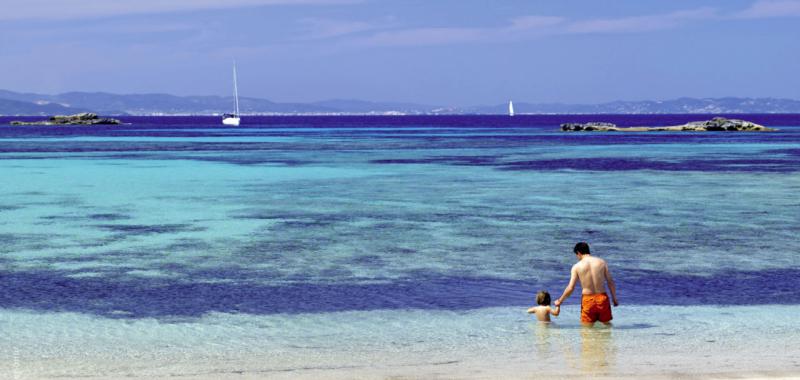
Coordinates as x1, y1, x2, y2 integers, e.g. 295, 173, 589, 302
9, 350, 800, 380
11, 366, 800, 380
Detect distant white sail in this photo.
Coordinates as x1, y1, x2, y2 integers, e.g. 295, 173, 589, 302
222, 62, 241, 126
508, 100, 514, 117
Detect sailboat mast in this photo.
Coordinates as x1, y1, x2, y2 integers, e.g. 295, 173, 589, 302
233, 63, 240, 116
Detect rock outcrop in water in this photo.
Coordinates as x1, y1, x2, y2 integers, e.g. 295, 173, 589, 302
561, 117, 774, 132
10, 113, 121, 126
560, 122, 618, 132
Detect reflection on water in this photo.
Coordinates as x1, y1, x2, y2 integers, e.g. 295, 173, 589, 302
531, 323, 576, 372
533, 323, 559, 360
531, 323, 615, 375
580, 325, 614, 376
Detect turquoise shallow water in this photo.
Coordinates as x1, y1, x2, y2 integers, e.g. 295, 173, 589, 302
1, 115, 800, 377
3, 305, 800, 378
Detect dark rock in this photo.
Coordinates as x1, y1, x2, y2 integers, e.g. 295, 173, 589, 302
561, 117, 774, 132
10, 112, 121, 126
561, 122, 618, 131
681, 117, 771, 131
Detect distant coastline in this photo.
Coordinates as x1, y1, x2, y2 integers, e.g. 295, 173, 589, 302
2, 89, 800, 116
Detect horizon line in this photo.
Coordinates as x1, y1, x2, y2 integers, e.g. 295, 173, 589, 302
2, 88, 800, 108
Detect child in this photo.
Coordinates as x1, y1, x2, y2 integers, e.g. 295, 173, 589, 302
527, 290, 560, 322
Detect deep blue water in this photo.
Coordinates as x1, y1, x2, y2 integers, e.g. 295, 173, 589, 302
2, 268, 800, 318
1, 115, 800, 319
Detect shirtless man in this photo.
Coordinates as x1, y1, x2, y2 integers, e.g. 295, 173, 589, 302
554, 242, 619, 325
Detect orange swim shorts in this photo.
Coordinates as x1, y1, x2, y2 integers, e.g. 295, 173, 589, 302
581, 293, 612, 323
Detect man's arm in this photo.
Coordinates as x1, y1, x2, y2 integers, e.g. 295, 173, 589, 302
604, 263, 619, 307
554, 265, 578, 306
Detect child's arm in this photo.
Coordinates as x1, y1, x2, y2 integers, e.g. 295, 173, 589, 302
527, 306, 537, 314
549, 305, 560, 316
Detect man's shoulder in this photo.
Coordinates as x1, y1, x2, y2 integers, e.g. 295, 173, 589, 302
590, 256, 607, 265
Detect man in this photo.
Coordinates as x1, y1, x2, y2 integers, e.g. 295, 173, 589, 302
554, 242, 619, 325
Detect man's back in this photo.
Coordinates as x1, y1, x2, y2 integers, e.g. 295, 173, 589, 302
555, 242, 618, 324
573, 256, 609, 295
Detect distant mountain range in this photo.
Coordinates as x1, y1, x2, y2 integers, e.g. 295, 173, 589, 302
1, 89, 799, 115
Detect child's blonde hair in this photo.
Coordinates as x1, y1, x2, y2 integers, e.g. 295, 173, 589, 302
536, 290, 551, 306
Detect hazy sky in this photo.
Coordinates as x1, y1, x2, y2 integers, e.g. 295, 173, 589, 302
1, 0, 799, 105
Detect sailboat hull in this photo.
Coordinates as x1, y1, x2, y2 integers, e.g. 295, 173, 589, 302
222, 117, 240, 126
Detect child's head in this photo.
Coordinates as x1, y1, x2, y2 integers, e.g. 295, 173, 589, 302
536, 290, 551, 306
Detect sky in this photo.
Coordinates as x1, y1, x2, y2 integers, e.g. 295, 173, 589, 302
1, 0, 799, 106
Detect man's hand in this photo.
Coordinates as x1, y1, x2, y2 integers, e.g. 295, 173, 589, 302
554, 299, 562, 307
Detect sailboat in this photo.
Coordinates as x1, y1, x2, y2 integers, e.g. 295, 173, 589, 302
508, 100, 514, 117
222, 63, 240, 126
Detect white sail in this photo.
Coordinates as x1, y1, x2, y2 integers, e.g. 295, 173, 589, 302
222, 62, 241, 126
508, 100, 514, 117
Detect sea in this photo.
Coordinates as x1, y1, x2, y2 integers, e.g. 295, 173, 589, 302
1, 114, 799, 379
